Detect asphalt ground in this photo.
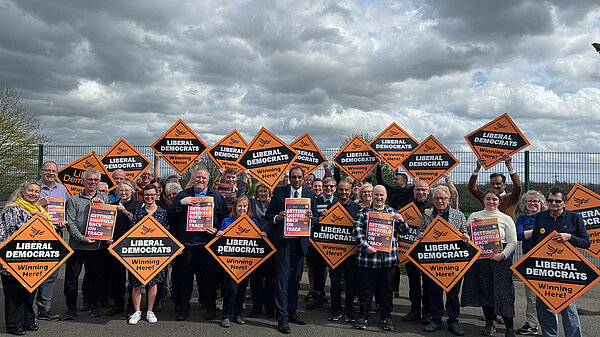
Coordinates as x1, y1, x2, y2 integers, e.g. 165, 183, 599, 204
1, 268, 599, 337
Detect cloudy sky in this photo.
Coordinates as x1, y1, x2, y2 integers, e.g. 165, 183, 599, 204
2, 0, 600, 152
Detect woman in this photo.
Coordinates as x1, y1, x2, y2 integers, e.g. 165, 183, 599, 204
1, 181, 51, 335
351, 180, 361, 203
127, 184, 169, 325
149, 178, 169, 210
217, 196, 262, 327
357, 183, 373, 208
461, 189, 518, 337
515, 191, 547, 336
418, 186, 469, 336
107, 181, 143, 317
165, 182, 182, 206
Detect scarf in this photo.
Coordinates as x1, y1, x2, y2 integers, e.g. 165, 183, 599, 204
15, 198, 53, 226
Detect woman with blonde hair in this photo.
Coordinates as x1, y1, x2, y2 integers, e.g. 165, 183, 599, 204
357, 183, 373, 208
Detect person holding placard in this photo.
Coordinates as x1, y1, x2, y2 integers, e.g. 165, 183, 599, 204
128, 184, 169, 325
515, 190, 547, 335
418, 185, 469, 336
1, 180, 52, 335
64, 169, 110, 320
353, 185, 407, 331
461, 189, 517, 337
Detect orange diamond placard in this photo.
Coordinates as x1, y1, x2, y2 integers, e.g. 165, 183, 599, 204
236, 127, 298, 190
369, 122, 419, 170
511, 230, 600, 313
397, 202, 423, 266
206, 215, 276, 283
465, 113, 530, 170
406, 216, 481, 291
207, 129, 248, 174
0, 215, 73, 292
333, 135, 378, 181
566, 184, 600, 257
290, 133, 327, 176
101, 138, 151, 182
400, 135, 459, 186
57, 151, 117, 196
109, 214, 184, 285
151, 119, 208, 175
310, 202, 356, 269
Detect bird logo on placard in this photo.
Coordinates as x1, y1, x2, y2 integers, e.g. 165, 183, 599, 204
546, 245, 564, 257
331, 214, 343, 222
236, 226, 251, 236
30, 227, 45, 238
141, 226, 155, 236
83, 160, 94, 169
300, 140, 310, 147
423, 145, 436, 153
115, 147, 128, 155
351, 143, 361, 150
228, 138, 240, 145
258, 139, 271, 147
433, 229, 447, 240
388, 130, 399, 137
493, 122, 507, 130
404, 214, 416, 222
573, 197, 589, 208
174, 128, 187, 136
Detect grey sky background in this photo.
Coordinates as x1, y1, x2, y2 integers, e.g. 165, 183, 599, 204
2, 0, 600, 152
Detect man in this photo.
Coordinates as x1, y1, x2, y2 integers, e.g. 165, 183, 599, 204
64, 169, 110, 319
468, 155, 522, 219
212, 167, 242, 206
266, 167, 319, 334
374, 155, 413, 210
108, 169, 126, 202
97, 182, 109, 196
35, 161, 69, 321
531, 187, 589, 337
327, 180, 361, 322
136, 167, 154, 200
312, 178, 323, 198
168, 169, 229, 321
353, 185, 408, 331
304, 173, 315, 191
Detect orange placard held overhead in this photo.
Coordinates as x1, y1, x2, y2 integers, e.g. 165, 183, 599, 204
369, 122, 419, 170
464, 113, 530, 170
207, 129, 248, 174
236, 127, 298, 190
566, 184, 600, 257
310, 202, 357, 269
400, 135, 459, 186
151, 119, 208, 175
101, 138, 151, 182
56, 152, 116, 196
406, 216, 481, 291
511, 230, 600, 314
0, 215, 74, 292
289, 133, 327, 176
397, 202, 423, 266
109, 214, 184, 285
333, 135, 377, 181
206, 215, 276, 283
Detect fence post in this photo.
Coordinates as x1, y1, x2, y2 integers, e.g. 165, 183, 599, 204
37, 144, 44, 179
524, 150, 530, 192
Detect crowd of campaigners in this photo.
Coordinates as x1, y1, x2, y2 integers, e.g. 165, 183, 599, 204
0, 152, 590, 337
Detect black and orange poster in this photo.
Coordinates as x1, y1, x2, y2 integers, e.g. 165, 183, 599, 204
406, 216, 481, 291
101, 138, 151, 182
465, 113, 530, 170
369, 122, 419, 170
85, 203, 118, 240
400, 135, 459, 186
46, 198, 66, 226
56, 152, 116, 196
333, 135, 377, 181
206, 215, 276, 283
237, 127, 298, 190
397, 202, 423, 266
0, 215, 73, 292
284, 198, 311, 237
186, 197, 214, 231
207, 129, 248, 174
471, 218, 502, 259
511, 230, 600, 314
289, 133, 327, 176
366, 212, 394, 252
109, 214, 183, 285
310, 202, 356, 269
566, 184, 600, 257
151, 119, 208, 175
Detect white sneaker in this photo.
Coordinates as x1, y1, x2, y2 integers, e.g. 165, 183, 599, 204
146, 311, 157, 323
128, 311, 142, 325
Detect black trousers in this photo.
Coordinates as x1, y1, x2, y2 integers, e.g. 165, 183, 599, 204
428, 277, 461, 324
356, 266, 394, 320
2, 274, 35, 332
222, 275, 249, 319
108, 254, 127, 308
307, 245, 327, 295
329, 255, 356, 315
406, 262, 430, 315
64, 249, 106, 310
172, 244, 217, 312
250, 257, 275, 314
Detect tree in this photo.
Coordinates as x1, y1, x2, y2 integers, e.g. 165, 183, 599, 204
0, 84, 50, 201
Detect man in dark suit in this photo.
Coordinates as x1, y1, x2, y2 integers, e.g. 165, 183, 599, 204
266, 167, 319, 334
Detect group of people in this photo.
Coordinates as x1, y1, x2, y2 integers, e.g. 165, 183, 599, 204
0, 155, 591, 337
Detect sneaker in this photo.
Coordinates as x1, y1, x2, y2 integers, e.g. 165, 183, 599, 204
344, 312, 356, 323
355, 318, 367, 329
402, 311, 421, 322
146, 311, 157, 323
517, 323, 539, 335
128, 311, 142, 325
328, 312, 343, 321
424, 321, 443, 332
482, 322, 496, 336
234, 316, 246, 325
221, 318, 231, 328
216, 297, 224, 311
448, 322, 465, 336
89, 304, 103, 318
38, 310, 61, 321
383, 317, 394, 331
65, 307, 77, 320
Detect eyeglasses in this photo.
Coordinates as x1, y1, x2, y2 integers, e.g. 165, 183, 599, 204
324, 185, 336, 189
546, 199, 563, 204
86, 178, 99, 182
